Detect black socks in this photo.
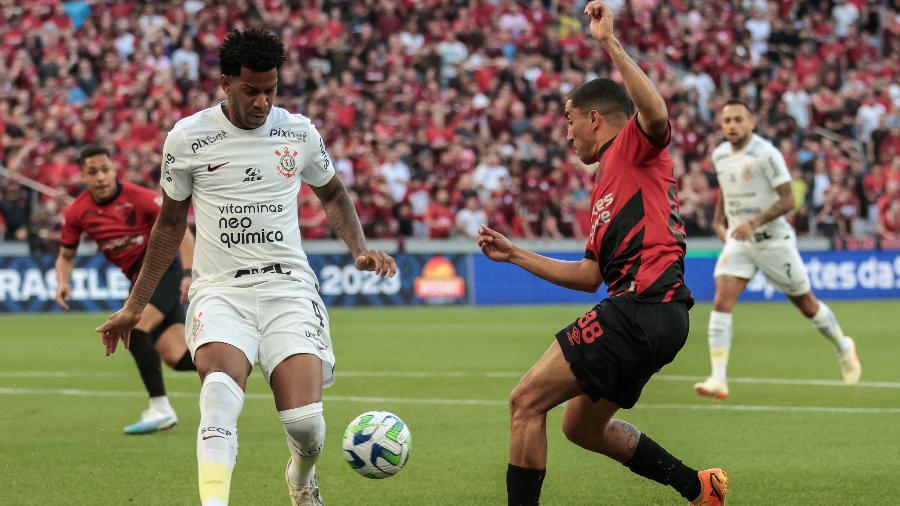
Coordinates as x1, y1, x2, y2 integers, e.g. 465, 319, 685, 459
624, 433, 701, 501
172, 350, 196, 371
507, 464, 546, 506
127, 329, 165, 397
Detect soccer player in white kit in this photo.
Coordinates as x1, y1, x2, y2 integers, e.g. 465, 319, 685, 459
693, 100, 861, 400
97, 29, 397, 506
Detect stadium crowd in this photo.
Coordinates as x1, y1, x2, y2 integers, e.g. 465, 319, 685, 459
0, 0, 898, 252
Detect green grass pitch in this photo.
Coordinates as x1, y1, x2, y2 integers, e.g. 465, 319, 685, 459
2, 301, 899, 505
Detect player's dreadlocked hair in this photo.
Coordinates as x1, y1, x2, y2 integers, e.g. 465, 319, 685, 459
568, 78, 634, 119
219, 28, 287, 76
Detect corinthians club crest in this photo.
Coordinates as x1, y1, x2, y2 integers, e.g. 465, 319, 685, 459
275, 146, 299, 178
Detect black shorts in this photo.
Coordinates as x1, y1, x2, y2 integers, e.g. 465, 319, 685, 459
140, 259, 187, 339
555, 297, 690, 409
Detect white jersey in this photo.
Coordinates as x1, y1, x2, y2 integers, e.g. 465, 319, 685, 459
161, 104, 335, 297
712, 134, 793, 241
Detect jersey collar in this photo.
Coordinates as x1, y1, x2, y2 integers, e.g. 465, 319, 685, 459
215, 101, 271, 135
92, 181, 122, 206
596, 136, 616, 160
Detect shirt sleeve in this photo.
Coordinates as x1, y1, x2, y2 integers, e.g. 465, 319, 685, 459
299, 123, 337, 188
59, 204, 82, 248
623, 115, 672, 166
160, 127, 193, 201
761, 144, 791, 189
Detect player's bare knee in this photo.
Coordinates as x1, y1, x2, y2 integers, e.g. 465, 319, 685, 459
508, 385, 542, 420
158, 348, 182, 368
196, 359, 250, 389
156, 340, 183, 367
712, 293, 736, 313
195, 343, 251, 386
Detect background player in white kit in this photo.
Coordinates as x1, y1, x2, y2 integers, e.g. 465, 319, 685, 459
97, 29, 397, 506
694, 100, 861, 400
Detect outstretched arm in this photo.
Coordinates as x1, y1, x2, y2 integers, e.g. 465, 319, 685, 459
311, 175, 397, 277
96, 192, 190, 354
585, 1, 668, 143
478, 226, 603, 293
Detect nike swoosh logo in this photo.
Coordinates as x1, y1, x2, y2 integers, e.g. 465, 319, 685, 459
207, 162, 229, 172
202, 435, 226, 440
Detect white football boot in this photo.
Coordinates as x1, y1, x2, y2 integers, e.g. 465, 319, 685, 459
693, 376, 729, 400
123, 408, 177, 435
838, 336, 861, 385
286, 459, 324, 506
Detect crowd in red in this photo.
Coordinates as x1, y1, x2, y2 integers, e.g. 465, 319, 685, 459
0, 0, 898, 252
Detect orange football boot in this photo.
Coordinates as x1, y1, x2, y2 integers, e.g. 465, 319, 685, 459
690, 468, 728, 506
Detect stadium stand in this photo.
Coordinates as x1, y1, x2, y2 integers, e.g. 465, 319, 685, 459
0, 0, 898, 252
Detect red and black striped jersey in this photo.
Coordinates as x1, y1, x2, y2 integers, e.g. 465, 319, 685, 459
61, 182, 162, 280
584, 115, 691, 304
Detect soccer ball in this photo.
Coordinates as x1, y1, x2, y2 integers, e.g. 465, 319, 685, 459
342, 410, 412, 479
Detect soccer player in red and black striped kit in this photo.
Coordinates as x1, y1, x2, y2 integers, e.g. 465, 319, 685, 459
478, 2, 727, 505
54, 144, 197, 434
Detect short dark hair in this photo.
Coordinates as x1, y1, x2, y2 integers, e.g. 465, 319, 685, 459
567, 79, 633, 119
78, 144, 110, 166
723, 99, 752, 112
219, 28, 287, 76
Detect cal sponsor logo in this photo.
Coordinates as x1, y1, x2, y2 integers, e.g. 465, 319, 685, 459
243, 167, 262, 182
163, 153, 176, 182
588, 192, 615, 243
190, 130, 228, 154
97, 235, 144, 254
234, 263, 292, 278
218, 215, 285, 248
304, 328, 328, 351
319, 137, 331, 172
413, 256, 465, 303
269, 128, 308, 142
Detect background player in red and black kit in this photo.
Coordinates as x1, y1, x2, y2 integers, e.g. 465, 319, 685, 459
54, 144, 197, 434
478, 3, 727, 505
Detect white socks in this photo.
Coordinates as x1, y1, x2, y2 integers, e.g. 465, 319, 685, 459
149, 395, 173, 413
280, 402, 325, 488
197, 372, 244, 506
809, 301, 849, 353
707, 311, 733, 381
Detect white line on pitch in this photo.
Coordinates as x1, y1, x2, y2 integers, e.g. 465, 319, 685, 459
0, 386, 898, 415
3, 370, 899, 389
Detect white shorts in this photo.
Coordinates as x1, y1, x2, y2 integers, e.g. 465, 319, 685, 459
185, 279, 335, 386
713, 237, 811, 297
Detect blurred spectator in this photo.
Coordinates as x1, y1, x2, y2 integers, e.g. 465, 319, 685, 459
424, 188, 454, 239
0, 0, 897, 248
299, 188, 329, 240
455, 194, 487, 239
0, 182, 31, 241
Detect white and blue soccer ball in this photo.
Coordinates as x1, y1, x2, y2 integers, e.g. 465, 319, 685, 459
342, 410, 412, 479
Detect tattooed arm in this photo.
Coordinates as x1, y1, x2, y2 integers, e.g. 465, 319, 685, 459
96, 192, 190, 354
311, 175, 397, 277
